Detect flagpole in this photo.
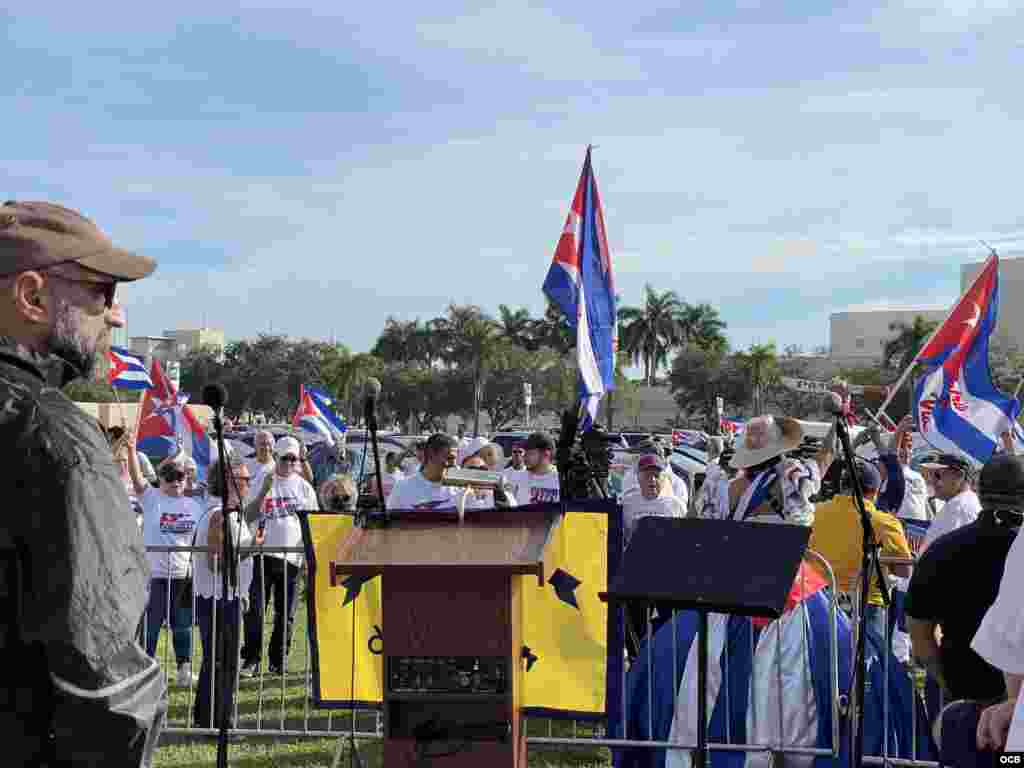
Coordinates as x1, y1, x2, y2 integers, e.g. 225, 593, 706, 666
109, 384, 128, 427
875, 253, 998, 421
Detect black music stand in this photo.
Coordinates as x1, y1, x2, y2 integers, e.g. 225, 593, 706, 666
600, 516, 811, 768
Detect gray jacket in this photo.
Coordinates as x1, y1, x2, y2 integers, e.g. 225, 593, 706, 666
0, 343, 166, 767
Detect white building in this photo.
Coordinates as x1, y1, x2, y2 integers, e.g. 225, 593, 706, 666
829, 306, 948, 367
961, 255, 1024, 352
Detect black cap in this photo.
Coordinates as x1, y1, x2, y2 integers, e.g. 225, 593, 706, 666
920, 453, 973, 474
524, 432, 555, 452
425, 433, 456, 453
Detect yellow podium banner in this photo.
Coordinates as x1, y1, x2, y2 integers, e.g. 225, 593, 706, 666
299, 505, 610, 717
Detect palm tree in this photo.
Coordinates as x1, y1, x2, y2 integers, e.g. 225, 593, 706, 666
883, 315, 939, 414
497, 305, 538, 351
679, 302, 728, 354
432, 304, 502, 436
734, 342, 779, 415
534, 300, 575, 355
618, 284, 686, 386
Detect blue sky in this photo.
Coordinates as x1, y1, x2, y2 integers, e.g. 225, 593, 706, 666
5, 1, 1024, 355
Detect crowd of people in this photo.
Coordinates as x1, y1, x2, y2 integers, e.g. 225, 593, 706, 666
2, 200, 1024, 766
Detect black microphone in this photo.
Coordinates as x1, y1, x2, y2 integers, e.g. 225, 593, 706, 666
202, 382, 229, 412
363, 377, 381, 430
822, 391, 845, 418
362, 377, 386, 516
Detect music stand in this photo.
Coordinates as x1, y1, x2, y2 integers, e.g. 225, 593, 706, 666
600, 516, 810, 768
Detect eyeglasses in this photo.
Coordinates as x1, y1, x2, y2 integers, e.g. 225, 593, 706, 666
46, 274, 117, 309
161, 470, 186, 482
279, 455, 300, 463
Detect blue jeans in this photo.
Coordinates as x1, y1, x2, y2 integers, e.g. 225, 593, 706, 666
144, 577, 194, 663
864, 604, 887, 649
193, 596, 240, 729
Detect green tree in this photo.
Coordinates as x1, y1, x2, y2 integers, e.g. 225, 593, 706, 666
669, 348, 750, 431
432, 304, 502, 436
734, 342, 780, 415
679, 302, 729, 354
534, 300, 575, 355
497, 305, 539, 351
63, 378, 121, 403
883, 315, 939, 415
618, 284, 686, 386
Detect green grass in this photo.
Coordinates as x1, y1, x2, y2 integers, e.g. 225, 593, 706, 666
150, 593, 612, 767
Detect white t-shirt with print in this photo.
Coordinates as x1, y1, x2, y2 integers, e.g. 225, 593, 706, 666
193, 504, 254, 602
921, 489, 981, 552
259, 473, 318, 567
140, 486, 204, 579
506, 468, 561, 506
245, 458, 276, 505
386, 472, 465, 511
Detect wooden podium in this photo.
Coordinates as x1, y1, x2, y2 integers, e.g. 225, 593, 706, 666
330, 506, 561, 768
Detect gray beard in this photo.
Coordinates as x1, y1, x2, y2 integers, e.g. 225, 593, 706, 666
45, 299, 96, 380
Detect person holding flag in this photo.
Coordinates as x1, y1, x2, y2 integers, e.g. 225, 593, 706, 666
878, 252, 1019, 470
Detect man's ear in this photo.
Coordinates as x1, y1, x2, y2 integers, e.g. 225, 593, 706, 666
10, 271, 49, 324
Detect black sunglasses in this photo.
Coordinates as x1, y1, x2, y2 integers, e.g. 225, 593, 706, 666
47, 274, 117, 309
161, 469, 186, 482
279, 455, 300, 463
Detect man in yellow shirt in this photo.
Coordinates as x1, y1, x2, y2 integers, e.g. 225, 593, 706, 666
808, 460, 912, 646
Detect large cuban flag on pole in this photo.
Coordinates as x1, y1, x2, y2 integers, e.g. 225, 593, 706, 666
914, 253, 1020, 466
542, 146, 618, 430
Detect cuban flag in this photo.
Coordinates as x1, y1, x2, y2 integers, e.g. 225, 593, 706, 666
720, 418, 744, 436
292, 384, 347, 444
136, 358, 211, 478
543, 146, 618, 430
914, 254, 1020, 467
106, 346, 153, 390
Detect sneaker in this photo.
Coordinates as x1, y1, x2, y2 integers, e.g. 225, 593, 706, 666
175, 662, 196, 687
239, 661, 259, 679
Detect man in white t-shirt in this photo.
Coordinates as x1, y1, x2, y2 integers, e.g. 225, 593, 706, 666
128, 445, 204, 687
920, 453, 981, 552
505, 432, 561, 506
622, 454, 687, 546
244, 429, 276, 505
387, 434, 464, 511
621, 439, 689, 505
240, 436, 318, 676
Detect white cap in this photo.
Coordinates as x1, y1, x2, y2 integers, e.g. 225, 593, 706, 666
275, 436, 301, 457
458, 436, 490, 465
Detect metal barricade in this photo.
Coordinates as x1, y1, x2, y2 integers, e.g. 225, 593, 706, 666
849, 555, 942, 768
141, 544, 942, 766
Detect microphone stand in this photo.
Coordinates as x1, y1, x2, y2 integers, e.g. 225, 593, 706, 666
365, 399, 386, 523
209, 406, 235, 768
833, 414, 890, 768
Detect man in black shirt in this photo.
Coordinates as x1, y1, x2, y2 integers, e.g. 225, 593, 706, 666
903, 454, 1021, 702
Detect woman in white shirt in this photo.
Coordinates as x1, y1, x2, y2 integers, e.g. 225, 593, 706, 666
127, 443, 204, 687
191, 456, 259, 728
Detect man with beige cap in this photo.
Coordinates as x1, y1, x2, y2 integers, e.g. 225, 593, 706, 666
0, 202, 166, 766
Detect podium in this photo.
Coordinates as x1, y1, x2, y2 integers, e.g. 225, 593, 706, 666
330, 506, 562, 768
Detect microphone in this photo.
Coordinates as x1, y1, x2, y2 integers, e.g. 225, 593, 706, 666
823, 391, 845, 418
202, 382, 229, 412
363, 377, 381, 429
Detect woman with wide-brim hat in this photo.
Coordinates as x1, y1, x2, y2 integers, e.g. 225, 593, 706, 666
720, 413, 835, 526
